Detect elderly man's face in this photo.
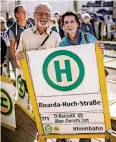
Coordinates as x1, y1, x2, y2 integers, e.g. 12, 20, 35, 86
34, 5, 51, 27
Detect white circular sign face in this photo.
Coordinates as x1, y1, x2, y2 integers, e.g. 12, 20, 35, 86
43, 50, 85, 91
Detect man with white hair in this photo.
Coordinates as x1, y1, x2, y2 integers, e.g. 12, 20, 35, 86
80, 13, 94, 35
16, 3, 61, 60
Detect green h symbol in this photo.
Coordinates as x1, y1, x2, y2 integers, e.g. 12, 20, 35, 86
54, 60, 72, 82
19, 79, 24, 93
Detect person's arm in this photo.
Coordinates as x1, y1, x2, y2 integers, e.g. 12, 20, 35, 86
10, 40, 18, 67
9, 30, 18, 67
85, 33, 105, 51
15, 32, 25, 66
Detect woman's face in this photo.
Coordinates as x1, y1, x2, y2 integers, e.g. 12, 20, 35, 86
63, 15, 79, 35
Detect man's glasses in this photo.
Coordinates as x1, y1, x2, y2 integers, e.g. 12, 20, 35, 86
35, 12, 50, 18
64, 20, 77, 25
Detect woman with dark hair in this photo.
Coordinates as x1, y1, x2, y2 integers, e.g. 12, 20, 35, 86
59, 11, 104, 142
60, 11, 104, 49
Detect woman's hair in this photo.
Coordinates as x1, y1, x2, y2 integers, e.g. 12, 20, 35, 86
61, 11, 80, 27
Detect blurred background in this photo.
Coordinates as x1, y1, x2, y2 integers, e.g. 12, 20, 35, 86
1, 0, 116, 41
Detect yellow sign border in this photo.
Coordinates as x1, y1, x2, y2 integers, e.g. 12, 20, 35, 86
15, 102, 35, 121
21, 53, 44, 136
95, 43, 111, 129
21, 44, 111, 142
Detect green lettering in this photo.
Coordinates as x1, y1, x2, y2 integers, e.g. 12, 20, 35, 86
54, 60, 72, 82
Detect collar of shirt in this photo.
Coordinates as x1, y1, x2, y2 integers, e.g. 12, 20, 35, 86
16, 20, 32, 30
32, 25, 50, 35
66, 29, 82, 45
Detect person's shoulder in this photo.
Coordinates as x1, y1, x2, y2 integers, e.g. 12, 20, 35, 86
21, 27, 34, 37
9, 21, 16, 30
51, 26, 57, 32
81, 22, 85, 25
86, 33, 97, 42
86, 33, 96, 38
60, 37, 68, 47
28, 17, 35, 25
51, 30, 61, 38
88, 22, 92, 26
23, 27, 33, 34
51, 30, 58, 35
28, 17, 35, 21
81, 22, 86, 26
78, 29, 85, 37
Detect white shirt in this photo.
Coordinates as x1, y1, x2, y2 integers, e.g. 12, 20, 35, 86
17, 26, 61, 52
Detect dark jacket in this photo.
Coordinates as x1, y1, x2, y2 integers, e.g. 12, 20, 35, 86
9, 17, 35, 47
58, 20, 64, 39
1, 37, 7, 65
51, 26, 58, 33
80, 22, 94, 35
